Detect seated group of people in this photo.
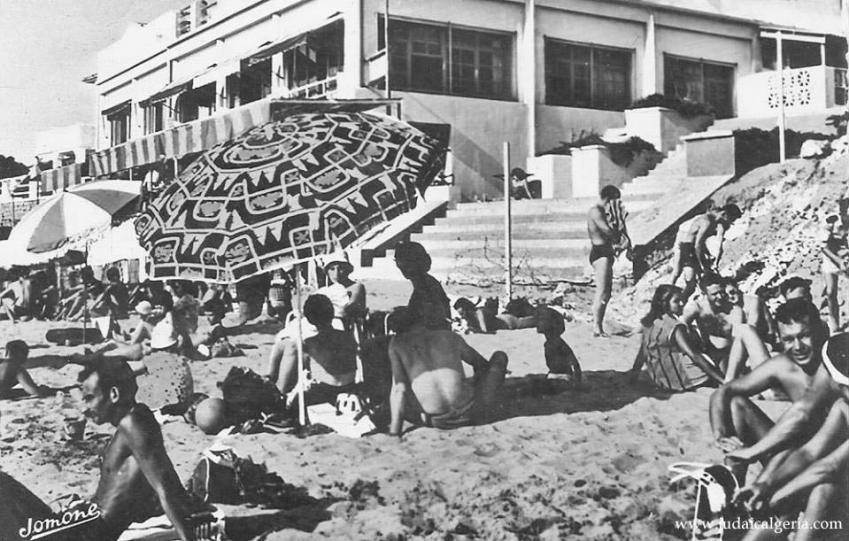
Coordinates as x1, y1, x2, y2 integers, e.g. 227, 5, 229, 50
630, 266, 848, 536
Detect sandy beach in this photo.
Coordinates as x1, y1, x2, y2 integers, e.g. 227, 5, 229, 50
0, 277, 789, 540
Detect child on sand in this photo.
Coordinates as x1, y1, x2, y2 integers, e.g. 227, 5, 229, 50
630, 285, 723, 390
0, 340, 47, 399
536, 307, 581, 382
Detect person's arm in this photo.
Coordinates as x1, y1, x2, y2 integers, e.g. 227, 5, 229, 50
344, 282, 367, 319
589, 206, 618, 243
738, 401, 849, 512
709, 359, 782, 441
672, 326, 724, 384
713, 223, 727, 266
459, 337, 489, 377
16, 367, 45, 397
388, 340, 408, 438
727, 384, 827, 465
693, 221, 712, 268
768, 440, 849, 513
123, 416, 195, 541
629, 336, 646, 382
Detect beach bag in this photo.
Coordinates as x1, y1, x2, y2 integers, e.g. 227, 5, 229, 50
188, 449, 241, 505
668, 462, 740, 540
219, 367, 281, 423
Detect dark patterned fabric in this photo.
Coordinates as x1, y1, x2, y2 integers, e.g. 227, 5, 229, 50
135, 109, 445, 282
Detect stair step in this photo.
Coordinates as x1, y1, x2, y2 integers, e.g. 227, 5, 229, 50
414, 238, 588, 251
421, 244, 589, 260
413, 226, 587, 242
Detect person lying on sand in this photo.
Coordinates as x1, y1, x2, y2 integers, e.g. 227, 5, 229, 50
682, 274, 770, 381
0, 340, 48, 399
387, 303, 508, 434
709, 299, 844, 484
0, 358, 197, 541
630, 285, 723, 391
453, 297, 538, 334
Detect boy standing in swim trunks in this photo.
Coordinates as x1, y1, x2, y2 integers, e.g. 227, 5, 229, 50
820, 197, 849, 333
587, 185, 628, 337
671, 203, 742, 300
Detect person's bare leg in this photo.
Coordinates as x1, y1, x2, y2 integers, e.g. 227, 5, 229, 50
265, 339, 287, 385
824, 272, 839, 332
726, 395, 775, 482
475, 351, 508, 419
725, 324, 771, 382
271, 339, 299, 394
681, 266, 697, 300
591, 256, 613, 336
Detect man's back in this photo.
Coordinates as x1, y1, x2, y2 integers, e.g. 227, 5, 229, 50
390, 328, 470, 414
92, 405, 164, 538
586, 204, 610, 246
303, 329, 357, 384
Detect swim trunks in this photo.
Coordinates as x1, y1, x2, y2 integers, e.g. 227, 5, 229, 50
678, 242, 701, 270
589, 244, 615, 264
421, 396, 477, 429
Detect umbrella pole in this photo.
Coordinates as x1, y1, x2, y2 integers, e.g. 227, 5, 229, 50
82, 247, 89, 345
294, 266, 307, 426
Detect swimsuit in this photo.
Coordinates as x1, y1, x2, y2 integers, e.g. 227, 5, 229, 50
589, 244, 615, 264
678, 242, 701, 270
821, 218, 848, 274
421, 395, 478, 429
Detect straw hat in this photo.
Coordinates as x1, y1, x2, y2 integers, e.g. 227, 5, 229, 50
135, 301, 153, 316
150, 317, 178, 350
323, 252, 353, 274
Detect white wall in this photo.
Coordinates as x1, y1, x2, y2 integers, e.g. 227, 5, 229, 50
398, 91, 528, 202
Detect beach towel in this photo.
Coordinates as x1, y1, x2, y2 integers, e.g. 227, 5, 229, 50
604, 198, 632, 258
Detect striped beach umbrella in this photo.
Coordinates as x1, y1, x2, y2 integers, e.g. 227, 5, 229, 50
8, 180, 140, 253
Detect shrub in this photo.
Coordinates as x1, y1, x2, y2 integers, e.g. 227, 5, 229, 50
630, 93, 715, 118
733, 127, 832, 174
541, 131, 656, 168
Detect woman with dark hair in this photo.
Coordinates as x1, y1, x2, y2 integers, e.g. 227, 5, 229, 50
394, 241, 450, 330
630, 284, 723, 391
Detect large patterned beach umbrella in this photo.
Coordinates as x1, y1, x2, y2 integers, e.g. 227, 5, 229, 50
135, 103, 445, 282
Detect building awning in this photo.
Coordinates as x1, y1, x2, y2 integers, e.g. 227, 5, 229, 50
244, 34, 308, 67
40, 163, 86, 193
193, 58, 240, 89
102, 100, 131, 117
139, 78, 193, 107
88, 99, 272, 177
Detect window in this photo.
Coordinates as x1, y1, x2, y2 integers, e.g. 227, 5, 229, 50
545, 40, 632, 110
144, 102, 164, 134
387, 18, 512, 99
104, 103, 131, 146
177, 83, 216, 123
664, 56, 734, 118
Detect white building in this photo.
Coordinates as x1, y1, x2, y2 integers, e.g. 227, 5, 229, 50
86, 0, 848, 201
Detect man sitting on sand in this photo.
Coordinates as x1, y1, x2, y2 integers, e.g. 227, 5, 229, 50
0, 340, 47, 399
732, 333, 849, 541
394, 241, 451, 330
709, 299, 844, 484
269, 294, 358, 415
682, 274, 770, 381
671, 203, 742, 299
387, 303, 509, 434
0, 358, 196, 541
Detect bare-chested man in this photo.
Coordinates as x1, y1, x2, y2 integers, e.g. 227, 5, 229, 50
732, 333, 849, 541
710, 299, 843, 485
0, 357, 195, 540
387, 304, 508, 435
682, 274, 769, 381
587, 185, 628, 337
671, 203, 742, 299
